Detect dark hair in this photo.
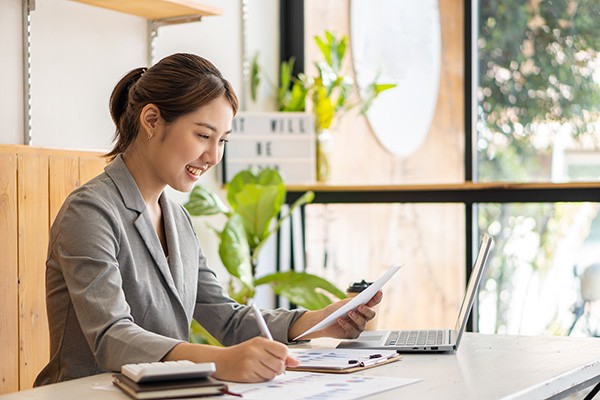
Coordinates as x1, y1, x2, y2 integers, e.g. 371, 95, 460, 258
105, 53, 239, 160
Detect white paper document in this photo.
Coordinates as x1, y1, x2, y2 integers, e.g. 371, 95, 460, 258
223, 371, 420, 400
288, 348, 399, 370
294, 265, 403, 340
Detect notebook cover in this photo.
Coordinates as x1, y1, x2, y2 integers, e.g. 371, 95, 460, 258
112, 373, 227, 399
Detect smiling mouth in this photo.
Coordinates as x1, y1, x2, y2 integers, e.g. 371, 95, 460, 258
186, 164, 206, 177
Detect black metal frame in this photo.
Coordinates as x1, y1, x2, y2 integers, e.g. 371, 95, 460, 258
285, 185, 600, 205
279, 0, 600, 336
279, 0, 304, 77
464, 0, 477, 331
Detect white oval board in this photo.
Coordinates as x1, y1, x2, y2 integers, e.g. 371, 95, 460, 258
350, 0, 441, 157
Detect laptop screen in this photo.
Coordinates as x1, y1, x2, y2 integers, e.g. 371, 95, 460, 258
453, 234, 493, 347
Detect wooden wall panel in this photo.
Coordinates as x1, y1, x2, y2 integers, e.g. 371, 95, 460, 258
0, 145, 105, 394
303, 0, 465, 330
0, 152, 19, 394
49, 156, 79, 225
79, 156, 106, 186
17, 154, 50, 390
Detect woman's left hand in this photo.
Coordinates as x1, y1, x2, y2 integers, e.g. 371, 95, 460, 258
288, 290, 383, 341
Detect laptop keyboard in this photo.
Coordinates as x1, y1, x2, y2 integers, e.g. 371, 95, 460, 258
386, 330, 445, 346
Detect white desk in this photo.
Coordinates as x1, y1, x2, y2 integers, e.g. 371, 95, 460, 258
2, 333, 599, 400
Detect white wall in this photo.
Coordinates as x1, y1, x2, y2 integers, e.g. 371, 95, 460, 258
0, 0, 24, 145
1, 0, 279, 149
30, 0, 147, 150
245, 0, 280, 112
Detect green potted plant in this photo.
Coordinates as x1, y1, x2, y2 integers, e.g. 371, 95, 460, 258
184, 167, 346, 308
251, 31, 397, 181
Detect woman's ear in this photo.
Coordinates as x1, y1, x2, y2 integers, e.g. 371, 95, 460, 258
139, 104, 162, 137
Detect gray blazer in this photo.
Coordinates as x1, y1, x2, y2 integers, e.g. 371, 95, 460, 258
34, 155, 304, 386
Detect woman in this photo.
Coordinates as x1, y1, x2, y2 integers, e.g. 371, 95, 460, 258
34, 53, 381, 386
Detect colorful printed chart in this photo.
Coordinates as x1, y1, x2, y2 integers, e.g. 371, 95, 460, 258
224, 372, 420, 399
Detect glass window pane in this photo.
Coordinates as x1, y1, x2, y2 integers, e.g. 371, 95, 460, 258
304, 203, 465, 330
478, 202, 600, 336
476, 1, 600, 183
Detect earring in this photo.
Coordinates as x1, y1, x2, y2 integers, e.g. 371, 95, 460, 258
147, 133, 152, 139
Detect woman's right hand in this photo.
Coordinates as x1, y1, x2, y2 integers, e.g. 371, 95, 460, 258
210, 337, 299, 382
164, 337, 298, 382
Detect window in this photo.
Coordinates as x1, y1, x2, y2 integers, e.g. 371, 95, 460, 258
475, 0, 600, 335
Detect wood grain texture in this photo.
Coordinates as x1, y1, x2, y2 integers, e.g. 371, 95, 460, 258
49, 156, 79, 226
0, 152, 19, 394
79, 156, 107, 186
17, 154, 50, 390
303, 0, 465, 330
0, 146, 104, 393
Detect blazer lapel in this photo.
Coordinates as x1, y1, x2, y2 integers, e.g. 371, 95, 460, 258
105, 156, 185, 311
160, 195, 185, 298
133, 211, 184, 308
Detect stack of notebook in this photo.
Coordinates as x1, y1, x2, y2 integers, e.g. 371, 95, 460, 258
113, 373, 229, 399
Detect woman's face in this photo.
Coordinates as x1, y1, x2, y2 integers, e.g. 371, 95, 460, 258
149, 95, 234, 193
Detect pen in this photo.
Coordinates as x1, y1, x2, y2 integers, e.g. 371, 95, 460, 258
359, 354, 395, 367
249, 302, 287, 375
250, 302, 274, 340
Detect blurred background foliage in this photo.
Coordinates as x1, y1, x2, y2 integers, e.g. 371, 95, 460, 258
476, 0, 600, 336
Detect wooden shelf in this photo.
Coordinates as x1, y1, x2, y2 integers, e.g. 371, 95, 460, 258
70, 0, 223, 20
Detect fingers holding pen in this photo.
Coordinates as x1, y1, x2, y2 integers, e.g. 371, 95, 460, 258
245, 302, 299, 378
214, 337, 294, 382
263, 339, 294, 373
257, 338, 299, 378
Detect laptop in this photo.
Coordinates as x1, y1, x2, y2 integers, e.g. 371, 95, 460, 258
337, 233, 493, 352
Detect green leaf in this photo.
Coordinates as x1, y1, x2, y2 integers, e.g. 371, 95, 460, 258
225, 168, 286, 248
184, 185, 230, 216
227, 169, 258, 209
219, 214, 254, 289
234, 184, 283, 247
359, 81, 398, 115
285, 80, 308, 111
315, 35, 331, 66
250, 52, 261, 103
277, 57, 309, 112
336, 35, 347, 70
257, 167, 285, 187
314, 31, 347, 73
227, 278, 255, 305
254, 271, 347, 310
253, 190, 314, 265
190, 319, 223, 346
373, 83, 397, 95
278, 57, 294, 110
335, 78, 353, 111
